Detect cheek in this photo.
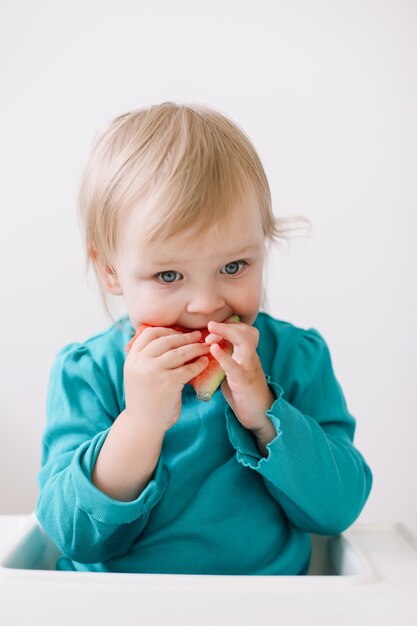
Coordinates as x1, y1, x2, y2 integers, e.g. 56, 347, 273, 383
234, 276, 263, 321
127, 286, 183, 328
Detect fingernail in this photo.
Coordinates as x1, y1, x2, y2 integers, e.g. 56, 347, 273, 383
205, 333, 221, 344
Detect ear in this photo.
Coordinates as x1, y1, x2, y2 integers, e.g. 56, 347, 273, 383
91, 249, 122, 295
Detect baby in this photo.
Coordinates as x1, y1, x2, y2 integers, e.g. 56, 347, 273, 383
36, 102, 372, 574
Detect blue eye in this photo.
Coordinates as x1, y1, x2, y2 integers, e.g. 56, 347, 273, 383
221, 260, 247, 275
156, 270, 183, 284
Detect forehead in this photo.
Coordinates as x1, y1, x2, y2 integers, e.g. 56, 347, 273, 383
122, 196, 264, 262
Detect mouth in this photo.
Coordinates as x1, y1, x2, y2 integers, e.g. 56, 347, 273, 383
181, 314, 236, 331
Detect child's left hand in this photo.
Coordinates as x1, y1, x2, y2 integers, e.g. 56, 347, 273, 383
206, 320, 276, 436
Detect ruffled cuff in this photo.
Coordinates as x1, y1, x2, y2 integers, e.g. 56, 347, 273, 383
70, 429, 167, 525
225, 376, 284, 469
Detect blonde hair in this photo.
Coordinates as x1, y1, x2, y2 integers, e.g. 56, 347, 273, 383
78, 101, 310, 318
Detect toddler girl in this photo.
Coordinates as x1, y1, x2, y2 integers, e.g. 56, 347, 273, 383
36, 102, 372, 574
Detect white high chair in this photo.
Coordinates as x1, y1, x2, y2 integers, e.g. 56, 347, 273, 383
0, 513, 416, 625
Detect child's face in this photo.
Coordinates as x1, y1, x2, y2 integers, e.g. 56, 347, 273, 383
99, 195, 265, 331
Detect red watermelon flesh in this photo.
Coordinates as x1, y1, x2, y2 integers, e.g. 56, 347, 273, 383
125, 315, 240, 401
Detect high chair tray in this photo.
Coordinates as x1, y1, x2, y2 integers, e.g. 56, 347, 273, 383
0, 513, 416, 625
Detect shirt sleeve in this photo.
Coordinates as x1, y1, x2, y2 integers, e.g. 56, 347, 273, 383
224, 327, 373, 535
36, 343, 168, 564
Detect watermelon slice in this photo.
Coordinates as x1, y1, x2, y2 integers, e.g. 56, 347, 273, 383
125, 314, 240, 401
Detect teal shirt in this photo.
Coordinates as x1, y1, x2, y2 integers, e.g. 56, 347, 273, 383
36, 312, 372, 574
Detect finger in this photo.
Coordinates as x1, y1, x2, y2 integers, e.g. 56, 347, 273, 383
207, 320, 247, 345
209, 342, 241, 377
204, 333, 223, 345
207, 320, 259, 355
146, 330, 205, 358
126, 326, 180, 354
175, 355, 210, 384
132, 328, 203, 357
162, 341, 211, 368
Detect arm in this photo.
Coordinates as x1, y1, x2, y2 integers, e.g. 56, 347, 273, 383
36, 327, 210, 564
92, 410, 165, 502
250, 418, 277, 457
36, 344, 168, 564
91, 324, 210, 502
228, 385, 373, 535
224, 326, 373, 535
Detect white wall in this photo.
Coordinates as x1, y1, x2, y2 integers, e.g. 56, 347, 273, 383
1, 0, 416, 523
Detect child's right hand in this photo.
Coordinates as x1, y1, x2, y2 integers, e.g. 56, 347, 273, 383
123, 327, 210, 431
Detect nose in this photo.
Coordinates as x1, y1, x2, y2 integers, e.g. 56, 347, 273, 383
185, 287, 226, 317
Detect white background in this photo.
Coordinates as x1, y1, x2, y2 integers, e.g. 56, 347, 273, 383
0, 0, 416, 523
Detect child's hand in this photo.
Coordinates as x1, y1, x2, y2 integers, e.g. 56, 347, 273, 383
206, 320, 276, 436
124, 327, 211, 432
